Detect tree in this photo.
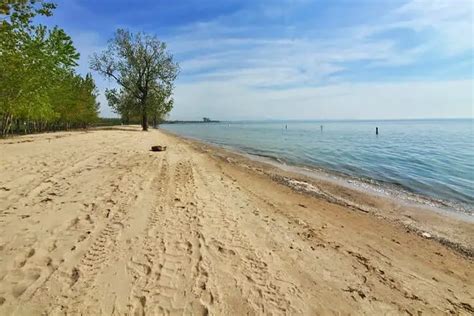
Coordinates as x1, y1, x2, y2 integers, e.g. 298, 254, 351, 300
105, 83, 173, 127
148, 83, 174, 127
90, 29, 179, 131
0, 0, 98, 136
104, 88, 137, 124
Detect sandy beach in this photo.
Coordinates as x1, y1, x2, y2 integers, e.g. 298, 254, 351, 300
0, 126, 473, 315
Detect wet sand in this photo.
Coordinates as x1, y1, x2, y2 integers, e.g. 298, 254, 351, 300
0, 126, 473, 315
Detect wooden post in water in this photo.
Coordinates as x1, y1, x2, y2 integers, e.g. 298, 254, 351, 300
376, 127, 379, 135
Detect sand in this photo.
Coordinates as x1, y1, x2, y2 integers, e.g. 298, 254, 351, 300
0, 126, 472, 315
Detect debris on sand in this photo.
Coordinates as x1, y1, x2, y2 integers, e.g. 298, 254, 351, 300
421, 232, 432, 239
151, 145, 167, 152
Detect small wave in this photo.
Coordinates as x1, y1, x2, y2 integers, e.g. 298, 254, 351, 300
246, 150, 474, 217
245, 151, 287, 165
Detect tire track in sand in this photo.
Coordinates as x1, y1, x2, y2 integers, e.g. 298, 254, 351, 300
27, 154, 160, 315
191, 158, 303, 315
126, 153, 210, 315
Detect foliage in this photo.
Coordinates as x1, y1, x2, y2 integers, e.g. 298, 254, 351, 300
90, 29, 179, 131
94, 117, 139, 126
105, 82, 173, 126
0, 0, 99, 136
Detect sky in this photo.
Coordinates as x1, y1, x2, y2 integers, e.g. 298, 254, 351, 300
45, 0, 473, 120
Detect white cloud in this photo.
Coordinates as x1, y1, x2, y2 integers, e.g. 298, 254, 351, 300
369, 0, 473, 56
61, 0, 473, 119
165, 0, 473, 119
170, 0, 471, 87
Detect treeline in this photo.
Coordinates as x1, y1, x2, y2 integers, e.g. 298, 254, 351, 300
0, 1, 99, 137
94, 117, 142, 127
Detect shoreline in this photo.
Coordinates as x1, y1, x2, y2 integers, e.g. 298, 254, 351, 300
161, 128, 474, 258
160, 121, 474, 216
246, 152, 474, 222
0, 126, 473, 314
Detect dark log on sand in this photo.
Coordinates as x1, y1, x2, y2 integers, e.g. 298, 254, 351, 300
151, 145, 167, 152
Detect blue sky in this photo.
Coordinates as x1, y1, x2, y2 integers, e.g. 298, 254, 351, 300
47, 0, 473, 120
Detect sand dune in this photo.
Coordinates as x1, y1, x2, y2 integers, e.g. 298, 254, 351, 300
0, 126, 472, 315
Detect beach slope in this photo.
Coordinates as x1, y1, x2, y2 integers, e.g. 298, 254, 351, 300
0, 127, 472, 315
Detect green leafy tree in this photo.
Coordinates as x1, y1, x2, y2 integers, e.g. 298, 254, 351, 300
0, 0, 98, 136
90, 29, 179, 131
148, 83, 174, 127
105, 82, 173, 127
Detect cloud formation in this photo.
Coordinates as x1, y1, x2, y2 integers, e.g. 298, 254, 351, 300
52, 0, 473, 119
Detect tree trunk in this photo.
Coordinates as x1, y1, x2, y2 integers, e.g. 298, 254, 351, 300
141, 98, 148, 131
125, 111, 130, 125
142, 110, 148, 131
2, 113, 13, 137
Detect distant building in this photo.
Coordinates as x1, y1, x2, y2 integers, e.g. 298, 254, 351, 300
203, 117, 211, 122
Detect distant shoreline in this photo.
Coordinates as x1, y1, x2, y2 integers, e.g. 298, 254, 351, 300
159, 117, 473, 124
162, 120, 220, 124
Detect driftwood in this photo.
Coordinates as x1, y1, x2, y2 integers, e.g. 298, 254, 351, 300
151, 145, 167, 152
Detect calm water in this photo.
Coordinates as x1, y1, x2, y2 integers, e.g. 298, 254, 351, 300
162, 119, 474, 214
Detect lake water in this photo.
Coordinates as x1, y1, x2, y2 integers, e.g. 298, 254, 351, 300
162, 119, 474, 215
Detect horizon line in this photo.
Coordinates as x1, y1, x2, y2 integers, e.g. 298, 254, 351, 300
163, 117, 474, 122
99, 117, 474, 122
